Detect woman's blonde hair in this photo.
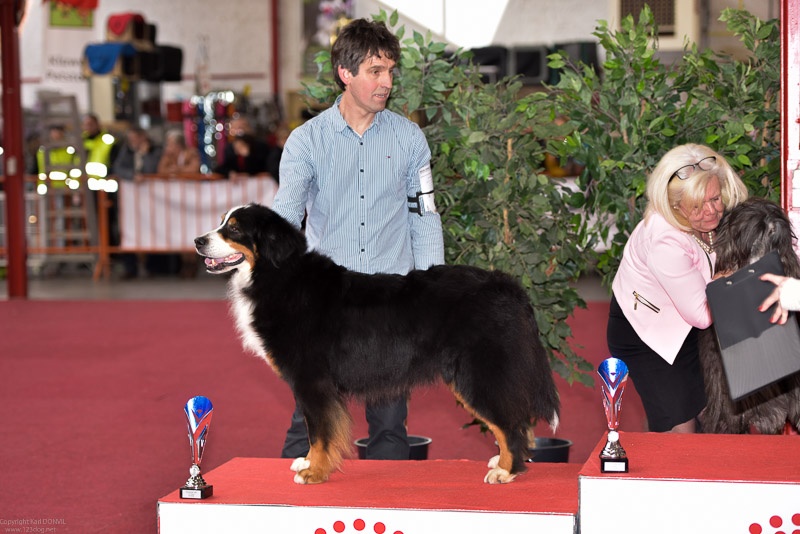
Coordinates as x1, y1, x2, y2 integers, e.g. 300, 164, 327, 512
644, 143, 748, 232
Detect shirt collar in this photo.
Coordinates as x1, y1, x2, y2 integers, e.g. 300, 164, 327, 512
331, 94, 384, 135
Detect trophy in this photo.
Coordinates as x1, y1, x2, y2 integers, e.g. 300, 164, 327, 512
598, 357, 629, 473
180, 396, 214, 499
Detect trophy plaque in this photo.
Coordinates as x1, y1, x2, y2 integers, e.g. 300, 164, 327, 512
180, 396, 214, 499
598, 357, 629, 473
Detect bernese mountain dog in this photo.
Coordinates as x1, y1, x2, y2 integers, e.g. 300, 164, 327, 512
195, 204, 560, 484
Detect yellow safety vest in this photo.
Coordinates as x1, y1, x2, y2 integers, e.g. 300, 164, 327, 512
83, 131, 116, 179
37, 146, 81, 189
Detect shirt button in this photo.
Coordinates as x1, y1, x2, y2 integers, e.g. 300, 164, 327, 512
361, 248, 365, 252
360, 169, 364, 172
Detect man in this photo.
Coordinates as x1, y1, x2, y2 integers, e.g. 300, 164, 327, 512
82, 113, 117, 183
273, 18, 444, 460
213, 115, 276, 180
111, 127, 162, 181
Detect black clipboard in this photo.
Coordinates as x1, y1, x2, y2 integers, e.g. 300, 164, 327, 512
705, 250, 800, 401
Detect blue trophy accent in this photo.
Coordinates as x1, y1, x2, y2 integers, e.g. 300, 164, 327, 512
185, 396, 213, 466
598, 357, 629, 431
181, 396, 214, 499
597, 357, 630, 473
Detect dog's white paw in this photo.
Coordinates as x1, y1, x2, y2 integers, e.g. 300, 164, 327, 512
290, 457, 310, 473
484, 466, 517, 484
294, 472, 308, 484
487, 454, 500, 469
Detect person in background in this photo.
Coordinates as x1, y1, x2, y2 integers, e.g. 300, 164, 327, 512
110, 127, 164, 278
36, 125, 80, 192
606, 143, 748, 433
215, 133, 271, 178
157, 130, 200, 175
111, 127, 162, 181
213, 115, 275, 180
272, 18, 444, 461
156, 129, 202, 278
82, 113, 117, 182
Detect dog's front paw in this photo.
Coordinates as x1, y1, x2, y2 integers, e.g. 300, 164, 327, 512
484, 466, 517, 484
487, 454, 500, 469
290, 457, 310, 473
294, 467, 329, 484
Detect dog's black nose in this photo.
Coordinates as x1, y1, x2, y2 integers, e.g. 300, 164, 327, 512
194, 236, 207, 248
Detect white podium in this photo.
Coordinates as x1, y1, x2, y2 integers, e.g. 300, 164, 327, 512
159, 457, 579, 534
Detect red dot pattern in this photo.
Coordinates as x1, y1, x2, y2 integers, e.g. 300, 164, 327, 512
749, 513, 800, 534
314, 519, 402, 534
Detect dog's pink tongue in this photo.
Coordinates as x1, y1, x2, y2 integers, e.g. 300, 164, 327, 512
204, 258, 217, 267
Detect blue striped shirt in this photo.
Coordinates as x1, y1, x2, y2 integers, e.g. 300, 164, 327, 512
273, 96, 444, 275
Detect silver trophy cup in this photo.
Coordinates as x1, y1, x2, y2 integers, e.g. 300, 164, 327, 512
180, 396, 214, 499
598, 357, 629, 473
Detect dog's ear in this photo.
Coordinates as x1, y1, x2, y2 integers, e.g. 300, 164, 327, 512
252, 206, 307, 267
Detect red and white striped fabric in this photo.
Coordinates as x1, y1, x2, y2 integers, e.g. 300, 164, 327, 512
118, 177, 277, 251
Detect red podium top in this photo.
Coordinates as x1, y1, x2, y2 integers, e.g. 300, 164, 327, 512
581, 431, 800, 482
160, 457, 581, 515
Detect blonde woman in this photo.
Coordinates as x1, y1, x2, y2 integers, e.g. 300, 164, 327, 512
607, 143, 748, 433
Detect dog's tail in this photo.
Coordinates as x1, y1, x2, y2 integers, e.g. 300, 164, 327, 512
549, 411, 560, 433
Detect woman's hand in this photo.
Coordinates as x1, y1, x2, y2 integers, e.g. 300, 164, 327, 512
759, 273, 790, 325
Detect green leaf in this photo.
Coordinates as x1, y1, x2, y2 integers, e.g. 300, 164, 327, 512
413, 30, 424, 48
467, 131, 487, 144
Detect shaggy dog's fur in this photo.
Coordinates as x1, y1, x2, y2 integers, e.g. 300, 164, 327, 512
195, 204, 560, 484
698, 197, 800, 434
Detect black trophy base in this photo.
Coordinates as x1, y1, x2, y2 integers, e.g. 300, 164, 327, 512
600, 455, 629, 473
180, 484, 213, 499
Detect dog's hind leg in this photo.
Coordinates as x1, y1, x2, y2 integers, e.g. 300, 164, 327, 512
291, 393, 352, 484
449, 387, 527, 483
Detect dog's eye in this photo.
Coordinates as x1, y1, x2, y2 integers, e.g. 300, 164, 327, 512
228, 224, 240, 234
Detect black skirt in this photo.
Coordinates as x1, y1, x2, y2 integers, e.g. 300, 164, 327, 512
607, 295, 707, 432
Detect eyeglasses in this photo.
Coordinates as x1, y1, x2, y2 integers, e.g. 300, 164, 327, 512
669, 156, 716, 181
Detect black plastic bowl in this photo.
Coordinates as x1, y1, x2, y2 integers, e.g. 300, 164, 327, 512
354, 435, 432, 460
525, 437, 573, 463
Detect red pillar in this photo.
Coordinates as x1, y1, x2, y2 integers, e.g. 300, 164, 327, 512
782, 0, 800, 214
271, 0, 280, 99
1, 0, 27, 298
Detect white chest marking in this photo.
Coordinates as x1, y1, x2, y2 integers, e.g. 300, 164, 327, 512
228, 270, 276, 371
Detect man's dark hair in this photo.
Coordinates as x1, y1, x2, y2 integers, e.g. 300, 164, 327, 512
331, 18, 400, 91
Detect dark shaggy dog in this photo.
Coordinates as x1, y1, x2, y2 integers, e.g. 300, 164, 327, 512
195, 204, 560, 484
698, 197, 800, 434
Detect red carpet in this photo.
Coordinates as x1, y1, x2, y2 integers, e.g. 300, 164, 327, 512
160, 457, 581, 514
0, 299, 636, 533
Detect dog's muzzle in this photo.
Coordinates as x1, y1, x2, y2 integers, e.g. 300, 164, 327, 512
194, 235, 246, 273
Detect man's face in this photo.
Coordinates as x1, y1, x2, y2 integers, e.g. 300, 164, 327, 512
127, 131, 144, 151
82, 116, 99, 136
340, 53, 395, 115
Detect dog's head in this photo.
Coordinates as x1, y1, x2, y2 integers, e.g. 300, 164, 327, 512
714, 197, 800, 278
194, 204, 307, 274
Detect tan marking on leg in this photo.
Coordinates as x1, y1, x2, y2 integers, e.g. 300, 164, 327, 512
447, 384, 517, 484
295, 402, 353, 484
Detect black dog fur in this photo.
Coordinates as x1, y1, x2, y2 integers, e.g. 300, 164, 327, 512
698, 197, 800, 434
195, 204, 560, 484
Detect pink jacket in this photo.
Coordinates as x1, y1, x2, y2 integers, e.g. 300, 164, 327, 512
611, 212, 714, 364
